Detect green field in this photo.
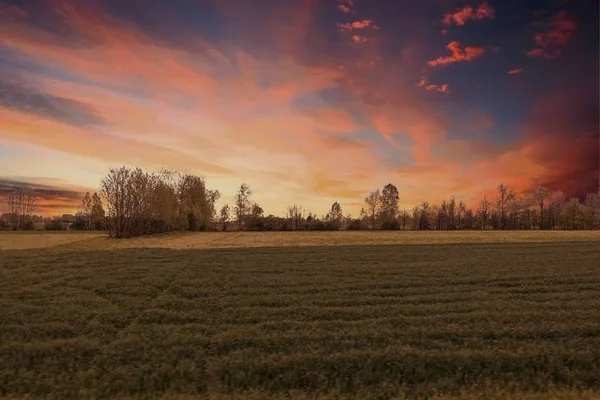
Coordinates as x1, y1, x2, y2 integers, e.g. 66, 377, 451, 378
1, 233, 600, 399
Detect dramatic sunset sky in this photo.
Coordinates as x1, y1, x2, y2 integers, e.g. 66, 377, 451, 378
0, 0, 598, 215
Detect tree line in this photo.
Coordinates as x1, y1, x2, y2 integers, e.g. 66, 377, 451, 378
1, 166, 599, 235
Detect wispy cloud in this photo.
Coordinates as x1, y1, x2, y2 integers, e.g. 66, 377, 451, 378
507, 68, 524, 75
0, 178, 89, 215
442, 2, 495, 26
427, 41, 485, 67
527, 11, 576, 59
0, 79, 106, 127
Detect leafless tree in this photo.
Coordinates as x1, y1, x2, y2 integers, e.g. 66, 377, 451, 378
496, 183, 515, 230
234, 183, 252, 231
534, 187, 550, 230
79, 192, 93, 230
287, 204, 303, 230
564, 197, 582, 230
364, 189, 381, 230
7, 187, 36, 230
478, 196, 491, 230
584, 192, 600, 229
220, 204, 230, 231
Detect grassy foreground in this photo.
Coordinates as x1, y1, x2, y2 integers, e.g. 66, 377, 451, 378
1, 233, 600, 399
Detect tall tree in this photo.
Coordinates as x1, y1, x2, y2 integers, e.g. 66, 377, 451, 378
380, 183, 399, 229
234, 183, 252, 231
220, 204, 230, 231
584, 192, 600, 229
547, 191, 565, 230
80, 192, 93, 230
91, 192, 106, 230
448, 196, 456, 230
419, 201, 430, 230
364, 189, 381, 230
457, 200, 466, 229
534, 187, 550, 230
565, 197, 581, 230
478, 196, 491, 230
496, 183, 515, 230
327, 202, 343, 230
7, 187, 36, 230
287, 204, 303, 230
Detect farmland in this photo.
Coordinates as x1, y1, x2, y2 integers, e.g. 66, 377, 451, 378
1, 232, 600, 399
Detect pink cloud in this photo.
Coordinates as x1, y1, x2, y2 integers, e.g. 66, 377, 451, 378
507, 68, 524, 75
337, 0, 354, 14
417, 77, 449, 93
352, 34, 368, 43
427, 41, 485, 67
442, 2, 495, 26
528, 12, 576, 59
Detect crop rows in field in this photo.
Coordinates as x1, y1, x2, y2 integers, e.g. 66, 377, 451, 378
1, 242, 600, 399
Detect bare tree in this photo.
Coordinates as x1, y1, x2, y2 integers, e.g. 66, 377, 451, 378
101, 166, 218, 238
584, 192, 600, 229
287, 204, 303, 230
419, 201, 430, 230
546, 191, 566, 230
364, 189, 381, 230
220, 204, 230, 231
327, 202, 343, 230
79, 192, 93, 230
91, 193, 106, 230
234, 183, 252, 231
399, 208, 409, 230
457, 201, 466, 229
565, 197, 581, 230
448, 196, 456, 229
534, 187, 550, 230
496, 183, 515, 230
478, 196, 491, 230
7, 187, 36, 230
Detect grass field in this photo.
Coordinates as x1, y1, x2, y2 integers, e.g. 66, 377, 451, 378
1, 232, 600, 399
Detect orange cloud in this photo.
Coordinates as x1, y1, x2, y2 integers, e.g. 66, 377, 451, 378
442, 2, 495, 26
352, 34, 368, 43
338, 19, 380, 31
417, 77, 449, 93
427, 41, 485, 67
507, 68, 524, 75
528, 12, 576, 59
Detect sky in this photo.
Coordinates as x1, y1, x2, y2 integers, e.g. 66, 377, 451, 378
0, 0, 598, 216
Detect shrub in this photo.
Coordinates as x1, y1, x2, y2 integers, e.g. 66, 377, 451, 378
347, 219, 363, 230
44, 219, 64, 231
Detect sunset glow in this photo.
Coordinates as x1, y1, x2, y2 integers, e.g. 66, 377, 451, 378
0, 0, 598, 216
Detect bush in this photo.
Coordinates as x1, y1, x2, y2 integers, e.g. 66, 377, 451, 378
0, 219, 7, 230
347, 219, 363, 230
45, 219, 64, 231
22, 219, 35, 231
380, 220, 400, 230
70, 216, 88, 230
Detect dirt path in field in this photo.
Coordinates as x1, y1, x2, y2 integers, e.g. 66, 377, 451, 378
10, 230, 599, 252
